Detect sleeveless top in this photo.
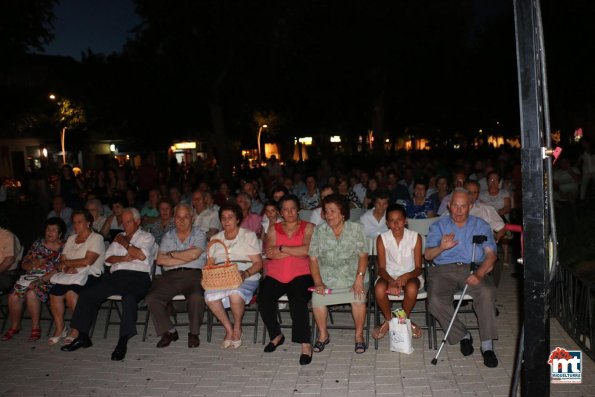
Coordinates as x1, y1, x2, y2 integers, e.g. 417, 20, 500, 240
380, 228, 419, 277
264, 220, 311, 283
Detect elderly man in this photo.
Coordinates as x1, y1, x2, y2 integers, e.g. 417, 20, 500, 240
358, 191, 390, 239
48, 195, 73, 235
146, 203, 207, 348
62, 208, 157, 361
0, 227, 21, 292
191, 190, 220, 239
425, 188, 499, 368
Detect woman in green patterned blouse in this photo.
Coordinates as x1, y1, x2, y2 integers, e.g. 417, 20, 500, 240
309, 194, 370, 354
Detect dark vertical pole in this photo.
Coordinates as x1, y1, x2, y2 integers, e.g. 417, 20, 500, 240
513, 0, 550, 395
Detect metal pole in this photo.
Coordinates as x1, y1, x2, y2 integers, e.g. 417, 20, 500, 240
513, 0, 551, 394
61, 126, 67, 165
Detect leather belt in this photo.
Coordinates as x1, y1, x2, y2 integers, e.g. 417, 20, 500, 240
167, 267, 201, 272
436, 262, 471, 266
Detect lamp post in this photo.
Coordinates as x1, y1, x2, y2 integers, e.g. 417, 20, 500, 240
257, 124, 268, 162
49, 94, 69, 165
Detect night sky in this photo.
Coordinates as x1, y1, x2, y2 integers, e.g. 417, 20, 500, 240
42, 0, 139, 60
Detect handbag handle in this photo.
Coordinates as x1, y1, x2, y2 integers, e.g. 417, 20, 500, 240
206, 239, 231, 266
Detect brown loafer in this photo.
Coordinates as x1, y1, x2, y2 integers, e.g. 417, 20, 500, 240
156, 330, 179, 348
188, 333, 200, 348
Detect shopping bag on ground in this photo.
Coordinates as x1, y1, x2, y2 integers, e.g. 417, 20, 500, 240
389, 318, 414, 354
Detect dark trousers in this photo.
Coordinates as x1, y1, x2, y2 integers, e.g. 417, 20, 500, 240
71, 270, 151, 339
257, 274, 313, 344
145, 269, 205, 336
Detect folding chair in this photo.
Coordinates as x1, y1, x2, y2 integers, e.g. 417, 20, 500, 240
206, 293, 260, 344
0, 290, 8, 332
429, 291, 478, 350
103, 244, 158, 342
311, 254, 376, 348
261, 294, 290, 344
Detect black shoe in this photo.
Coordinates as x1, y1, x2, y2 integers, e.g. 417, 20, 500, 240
264, 334, 285, 353
481, 350, 498, 367
187, 333, 200, 348
111, 346, 127, 361
460, 336, 474, 356
156, 330, 179, 348
299, 353, 312, 365
61, 337, 92, 352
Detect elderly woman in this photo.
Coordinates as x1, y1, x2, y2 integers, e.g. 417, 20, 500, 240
49, 209, 105, 345
401, 179, 437, 219
206, 202, 263, 349
1, 218, 66, 342
146, 198, 175, 245
372, 204, 423, 340
258, 195, 314, 365
85, 198, 107, 233
309, 194, 369, 354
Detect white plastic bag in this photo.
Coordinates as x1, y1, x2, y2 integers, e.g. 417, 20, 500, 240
389, 318, 414, 354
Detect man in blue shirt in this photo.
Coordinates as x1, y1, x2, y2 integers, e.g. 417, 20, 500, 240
145, 203, 207, 349
425, 188, 499, 367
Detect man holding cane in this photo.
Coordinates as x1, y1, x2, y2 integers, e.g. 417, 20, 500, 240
425, 188, 499, 367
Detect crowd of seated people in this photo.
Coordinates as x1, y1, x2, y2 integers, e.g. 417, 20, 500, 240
0, 147, 534, 368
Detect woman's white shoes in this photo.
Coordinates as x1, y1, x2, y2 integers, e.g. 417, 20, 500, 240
231, 335, 243, 349
48, 328, 69, 346
221, 339, 233, 349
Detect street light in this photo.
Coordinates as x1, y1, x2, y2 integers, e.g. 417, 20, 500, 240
257, 124, 268, 162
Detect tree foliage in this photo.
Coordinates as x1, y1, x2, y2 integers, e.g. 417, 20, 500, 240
0, 0, 57, 59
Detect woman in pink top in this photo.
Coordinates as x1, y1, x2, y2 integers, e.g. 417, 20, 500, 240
258, 195, 314, 365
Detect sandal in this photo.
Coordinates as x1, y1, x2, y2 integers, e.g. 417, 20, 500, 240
28, 328, 41, 342
411, 322, 423, 339
312, 337, 330, 353
372, 321, 390, 340
1, 328, 20, 341
354, 341, 367, 354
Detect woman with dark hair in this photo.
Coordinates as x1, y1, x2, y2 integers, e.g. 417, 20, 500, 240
205, 202, 263, 349
145, 198, 175, 245
372, 204, 423, 340
309, 194, 370, 354
401, 179, 437, 219
1, 217, 66, 342
258, 195, 315, 365
49, 209, 105, 345
100, 196, 126, 242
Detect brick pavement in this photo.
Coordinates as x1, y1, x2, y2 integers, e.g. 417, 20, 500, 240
0, 266, 593, 397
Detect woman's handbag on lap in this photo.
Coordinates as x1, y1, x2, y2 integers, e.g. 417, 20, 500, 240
389, 317, 414, 354
50, 268, 89, 286
201, 239, 243, 291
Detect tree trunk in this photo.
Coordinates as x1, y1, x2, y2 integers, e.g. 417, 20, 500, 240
208, 97, 232, 181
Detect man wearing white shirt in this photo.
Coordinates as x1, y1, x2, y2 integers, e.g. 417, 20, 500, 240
62, 208, 157, 361
191, 190, 220, 239
358, 191, 390, 239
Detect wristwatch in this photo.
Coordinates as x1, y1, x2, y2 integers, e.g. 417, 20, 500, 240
127, 242, 133, 248
357, 271, 365, 277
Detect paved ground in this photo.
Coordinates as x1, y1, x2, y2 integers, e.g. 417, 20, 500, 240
0, 265, 593, 397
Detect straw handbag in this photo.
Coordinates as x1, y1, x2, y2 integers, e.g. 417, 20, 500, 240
201, 239, 243, 291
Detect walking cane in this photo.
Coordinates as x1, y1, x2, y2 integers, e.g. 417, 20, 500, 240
431, 234, 488, 365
